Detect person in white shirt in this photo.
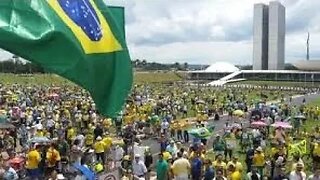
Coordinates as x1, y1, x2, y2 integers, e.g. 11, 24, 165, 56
252, 128, 261, 139
171, 152, 190, 180
132, 154, 147, 180
289, 163, 307, 180
114, 145, 124, 168
75, 133, 85, 148
166, 140, 178, 159
161, 120, 169, 135
308, 168, 320, 180
3, 163, 18, 180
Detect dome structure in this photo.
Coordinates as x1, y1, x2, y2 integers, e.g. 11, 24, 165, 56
293, 60, 320, 71
204, 62, 239, 73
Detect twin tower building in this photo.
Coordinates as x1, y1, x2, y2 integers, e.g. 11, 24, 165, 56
253, 1, 285, 70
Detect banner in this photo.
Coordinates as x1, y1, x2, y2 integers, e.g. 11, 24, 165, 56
99, 170, 120, 180
288, 140, 307, 158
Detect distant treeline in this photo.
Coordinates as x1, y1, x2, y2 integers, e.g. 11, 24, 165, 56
132, 59, 189, 71
0, 57, 298, 73
0, 59, 45, 73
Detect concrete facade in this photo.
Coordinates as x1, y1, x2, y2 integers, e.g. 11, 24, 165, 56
252, 1, 285, 70
268, 1, 285, 70
253, 4, 269, 70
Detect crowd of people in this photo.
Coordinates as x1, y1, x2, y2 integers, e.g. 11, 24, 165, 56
0, 83, 318, 179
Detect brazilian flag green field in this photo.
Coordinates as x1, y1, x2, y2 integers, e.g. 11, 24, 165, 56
0, 0, 132, 117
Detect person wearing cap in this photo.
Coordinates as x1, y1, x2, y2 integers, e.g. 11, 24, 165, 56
291, 154, 304, 172
133, 154, 147, 179
94, 136, 106, 164
162, 150, 172, 162
166, 140, 178, 159
289, 162, 306, 180
253, 146, 265, 177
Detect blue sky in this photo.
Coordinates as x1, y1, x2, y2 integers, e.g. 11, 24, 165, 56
1, 0, 320, 65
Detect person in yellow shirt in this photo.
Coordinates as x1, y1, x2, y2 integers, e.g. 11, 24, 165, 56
102, 135, 113, 152
94, 136, 106, 164
85, 131, 94, 147
253, 146, 265, 176
35, 127, 44, 137
46, 143, 61, 175
227, 156, 243, 173
26, 145, 41, 179
213, 154, 227, 176
228, 164, 241, 180
67, 125, 75, 144
189, 150, 205, 161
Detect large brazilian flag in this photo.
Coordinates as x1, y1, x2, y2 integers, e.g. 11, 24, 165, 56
0, 0, 132, 117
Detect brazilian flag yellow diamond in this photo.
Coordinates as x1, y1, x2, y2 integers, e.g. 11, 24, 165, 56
47, 0, 122, 54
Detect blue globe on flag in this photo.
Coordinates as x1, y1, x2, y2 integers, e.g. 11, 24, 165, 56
58, 0, 102, 41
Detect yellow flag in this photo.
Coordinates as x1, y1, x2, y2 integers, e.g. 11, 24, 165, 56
288, 139, 307, 157
296, 139, 307, 154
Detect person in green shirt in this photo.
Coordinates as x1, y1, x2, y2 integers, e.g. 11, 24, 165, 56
156, 153, 169, 180
213, 135, 225, 156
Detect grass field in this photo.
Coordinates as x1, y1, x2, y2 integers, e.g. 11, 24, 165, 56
134, 71, 182, 83
1, 72, 319, 88
0, 72, 183, 85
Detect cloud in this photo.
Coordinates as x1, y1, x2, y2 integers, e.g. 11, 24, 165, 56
1, 0, 319, 65
114, 0, 320, 64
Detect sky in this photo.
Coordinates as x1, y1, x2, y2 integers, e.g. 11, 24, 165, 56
1, 0, 320, 65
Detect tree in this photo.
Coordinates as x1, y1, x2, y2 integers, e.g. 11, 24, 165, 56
134, 59, 141, 67
174, 62, 180, 70
183, 62, 188, 71
142, 59, 147, 66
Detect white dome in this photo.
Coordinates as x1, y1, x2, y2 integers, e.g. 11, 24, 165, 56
204, 62, 239, 73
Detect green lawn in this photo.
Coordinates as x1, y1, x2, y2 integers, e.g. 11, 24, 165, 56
0, 72, 182, 85
134, 71, 182, 83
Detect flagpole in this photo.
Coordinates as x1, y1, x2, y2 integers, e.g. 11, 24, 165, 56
307, 32, 310, 61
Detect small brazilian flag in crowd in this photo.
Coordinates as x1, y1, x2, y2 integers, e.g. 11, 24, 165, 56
0, 0, 132, 117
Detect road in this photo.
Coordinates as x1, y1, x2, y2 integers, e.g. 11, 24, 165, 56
140, 92, 320, 164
